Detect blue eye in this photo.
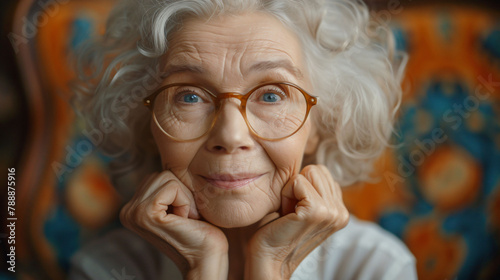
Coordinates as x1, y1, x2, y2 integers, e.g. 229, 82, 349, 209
261, 92, 281, 103
183, 93, 201, 103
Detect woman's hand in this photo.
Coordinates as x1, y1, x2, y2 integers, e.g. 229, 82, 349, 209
120, 171, 228, 280
245, 165, 349, 280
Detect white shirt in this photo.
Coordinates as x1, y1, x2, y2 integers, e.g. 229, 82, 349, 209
69, 216, 417, 279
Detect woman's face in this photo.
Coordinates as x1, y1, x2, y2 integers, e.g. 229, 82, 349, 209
152, 12, 316, 228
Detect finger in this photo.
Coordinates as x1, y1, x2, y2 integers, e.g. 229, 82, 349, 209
317, 165, 335, 196
321, 167, 342, 203
317, 165, 342, 199
281, 175, 322, 218
140, 209, 198, 254
310, 166, 348, 228
141, 171, 200, 219
315, 172, 348, 229
121, 172, 174, 229
281, 176, 299, 216
138, 171, 176, 203
300, 165, 330, 199
257, 212, 280, 228
319, 165, 335, 188
143, 200, 225, 254
168, 179, 200, 219
149, 180, 195, 219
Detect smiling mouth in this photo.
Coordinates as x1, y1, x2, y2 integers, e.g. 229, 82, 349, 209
201, 174, 264, 190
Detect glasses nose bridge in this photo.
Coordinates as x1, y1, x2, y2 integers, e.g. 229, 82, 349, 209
215, 91, 248, 109
212, 91, 251, 130
217, 91, 246, 101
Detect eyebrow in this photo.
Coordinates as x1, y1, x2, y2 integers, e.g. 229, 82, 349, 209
162, 59, 303, 79
248, 60, 304, 79
162, 64, 205, 78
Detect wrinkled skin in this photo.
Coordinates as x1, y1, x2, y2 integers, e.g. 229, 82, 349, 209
120, 12, 349, 280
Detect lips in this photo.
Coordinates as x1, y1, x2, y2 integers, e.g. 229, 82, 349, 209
201, 173, 264, 190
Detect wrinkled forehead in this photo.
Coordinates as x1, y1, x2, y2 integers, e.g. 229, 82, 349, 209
162, 12, 307, 85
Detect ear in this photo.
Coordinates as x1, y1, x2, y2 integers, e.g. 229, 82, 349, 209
304, 120, 320, 156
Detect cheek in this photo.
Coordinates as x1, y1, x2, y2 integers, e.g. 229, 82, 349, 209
152, 125, 200, 181
263, 133, 309, 193
267, 122, 311, 172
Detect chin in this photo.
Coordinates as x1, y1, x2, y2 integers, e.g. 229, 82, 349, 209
197, 200, 275, 228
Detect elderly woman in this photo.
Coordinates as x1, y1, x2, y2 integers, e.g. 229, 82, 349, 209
69, 0, 416, 279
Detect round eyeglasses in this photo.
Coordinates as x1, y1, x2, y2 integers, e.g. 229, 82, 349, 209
144, 82, 318, 142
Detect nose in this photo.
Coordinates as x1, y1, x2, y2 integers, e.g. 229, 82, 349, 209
205, 100, 254, 154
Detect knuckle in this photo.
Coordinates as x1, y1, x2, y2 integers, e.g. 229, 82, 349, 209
293, 173, 306, 183
332, 207, 350, 229
128, 207, 143, 226
151, 195, 164, 208
158, 170, 177, 183
301, 165, 316, 174
308, 204, 329, 224
312, 204, 349, 232
119, 204, 130, 227
119, 203, 130, 224
319, 164, 330, 175
316, 204, 330, 218
338, 208, 350, 228
121, 205, 143, 229
127, 202, 152, 229
151, 210, 168, 224
119, 187, 172, 231
300, 165, 318, 178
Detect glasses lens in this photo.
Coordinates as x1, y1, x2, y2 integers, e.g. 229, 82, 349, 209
152, 85, 215, 140
246, 84, 307, 139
